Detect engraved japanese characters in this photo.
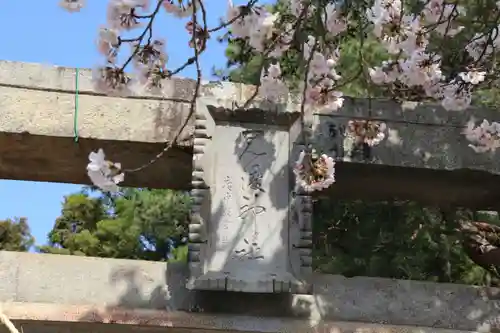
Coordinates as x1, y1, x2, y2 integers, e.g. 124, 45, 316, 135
187, 98, 312, 293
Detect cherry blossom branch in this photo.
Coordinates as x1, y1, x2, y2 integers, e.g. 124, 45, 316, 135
124, 0, 207, 173
239, 2, 312, 109
162, 0, 259, 79
120, 0, 166, 71
59, 0, 500, 193
123, 0, 259, 173
208, 0, 259, 33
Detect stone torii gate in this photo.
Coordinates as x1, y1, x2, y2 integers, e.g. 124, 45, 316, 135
2, 61, 500, 208
2, 60, 500, 333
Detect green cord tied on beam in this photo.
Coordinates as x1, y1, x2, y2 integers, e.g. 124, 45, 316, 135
74, 67, 80, 142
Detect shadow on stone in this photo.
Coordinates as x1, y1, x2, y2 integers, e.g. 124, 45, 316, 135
313, 100, 500, 209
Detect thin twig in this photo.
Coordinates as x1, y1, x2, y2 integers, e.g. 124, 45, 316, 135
299, 38, 317, 147
120, 0, 166, 71
207, 0, 259, 33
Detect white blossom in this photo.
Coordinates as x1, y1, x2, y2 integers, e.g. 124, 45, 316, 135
294, 151, 336, 193
463, 118, 500, 153
87, 149, 125, 193
260, 63, 287, 101
59, 0, 85, 12
163, 0, 199, 18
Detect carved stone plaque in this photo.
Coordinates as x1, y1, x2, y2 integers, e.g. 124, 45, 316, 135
187, 97, 312, 293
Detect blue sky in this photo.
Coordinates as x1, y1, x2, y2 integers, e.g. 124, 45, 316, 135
0, 0, 255, 247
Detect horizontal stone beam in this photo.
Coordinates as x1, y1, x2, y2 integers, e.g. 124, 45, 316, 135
324, 161, 500, 209
1, 302, 475, 333
0, 61, 200, 189
2, 61, 500, 206
0, 61, 284, 189
1, 251, 498, 332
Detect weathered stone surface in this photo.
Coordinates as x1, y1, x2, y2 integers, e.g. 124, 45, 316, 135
187, 99, 310, 293
310, 274, 500, 332
1, 251, 499, 332
312, 98, 500, 173
0, 60, 194, 189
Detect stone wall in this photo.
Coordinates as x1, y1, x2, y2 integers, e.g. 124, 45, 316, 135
1, 251, 497, 332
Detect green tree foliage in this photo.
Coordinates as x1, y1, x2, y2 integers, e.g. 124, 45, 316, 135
314, 201, 496, 285
215, 0, 500, 286
39, 188, 191, 262
0, 217, 34, 252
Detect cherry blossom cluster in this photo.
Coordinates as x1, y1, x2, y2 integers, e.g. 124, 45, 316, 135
227, 3, 289, 56
87, 149, 125, 192
293, 150, 336, 193
363, 0, 500, 155
463, 119, 500, 153
365, 0, 494, 112
61, 0, 198, 96
227, 2, 291, 102
342, 120, 386, 161
301, 3, 347, 112
302, 36, 344, 112
96, 0, 172, 95
228, 1, 348, 110
59, 0, 85, 12
345, 120, 387, 147
260, 63, 287, 101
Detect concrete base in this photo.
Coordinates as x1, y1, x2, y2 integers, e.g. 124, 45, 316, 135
1, 251, 499, 332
